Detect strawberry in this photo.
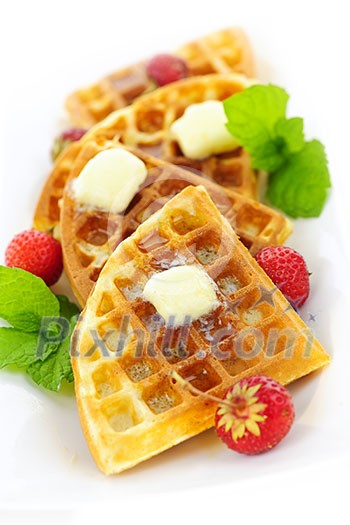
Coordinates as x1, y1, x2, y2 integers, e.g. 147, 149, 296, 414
172, 371, 294, 455
51, 127, 87, 161
215, 375, 294, 455
146, 54, 188, 86
5, 230, 63, 286
255, 246, 310, 309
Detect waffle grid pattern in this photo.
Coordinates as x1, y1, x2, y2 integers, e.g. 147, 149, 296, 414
34, 73, 258, 236
92, 73, 257, 197
66, 28, 255, 127
73, 186, 329, 474
61, 140, 292, 306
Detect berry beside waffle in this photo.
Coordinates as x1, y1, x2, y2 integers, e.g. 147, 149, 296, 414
66, 28, 255, 127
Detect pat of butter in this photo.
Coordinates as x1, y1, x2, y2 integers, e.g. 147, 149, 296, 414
143, 265, 219, 326
72, 148, 147, 213
170, 100, 240, 160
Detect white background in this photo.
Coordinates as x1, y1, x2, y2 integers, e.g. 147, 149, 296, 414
1, 0, 350, 523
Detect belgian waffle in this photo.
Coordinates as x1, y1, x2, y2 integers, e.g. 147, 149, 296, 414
60, 140, 292, 306
33, 142, 82, 238
66, 28, 255, 127
72, 185, 330, 474
33, 73, 258, 236
90, 73, 257, 196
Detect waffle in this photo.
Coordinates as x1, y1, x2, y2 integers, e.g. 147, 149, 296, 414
90, 73, 257, 196
33, 142, 82, 238
61, 140, 292, 306
72, 185, 330, 474
66, 28, 255, 127
33, 73, 258, 236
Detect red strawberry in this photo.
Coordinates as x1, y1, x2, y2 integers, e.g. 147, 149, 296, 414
215, 375, 294, 455
255, 246, 310, 308
146, 54, 188, 86
51, 127, 87, 161
5, 230, 63, 286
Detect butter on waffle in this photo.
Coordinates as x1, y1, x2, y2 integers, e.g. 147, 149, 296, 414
33, 73, 258, 236
66, 28, 255, 127
61, 139, 292, 306
72, 185, 330, 474
90, 73, 257, 196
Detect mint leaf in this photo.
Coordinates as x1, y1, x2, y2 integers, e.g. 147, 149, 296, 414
27, 316, 77, 392
56, 295, 80, 319
246, 140, 285, 172
224, 84, 289, 142
36, 317, 71, 360
0, 322, 65, 370
0, 266, 78, 392
267, 140, 331, 217
0, 267, 59, 331
0, 328, 40, 369
224, 84, 290, 171
224, 84, 331, 217
275, 117, 305, 154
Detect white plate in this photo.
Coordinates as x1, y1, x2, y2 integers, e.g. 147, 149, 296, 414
1, 0, 349, 515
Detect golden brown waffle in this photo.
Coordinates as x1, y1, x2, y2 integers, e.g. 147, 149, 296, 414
33, 73, 258, 235
66, 28, 255, 127
90, 73, 257, 196
61, 140, 292, 306
33, 142, 81, 238
72, 185, 330, 474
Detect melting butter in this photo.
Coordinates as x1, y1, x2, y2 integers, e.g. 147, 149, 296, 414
143, 265, 219, 326
170, 100, 240, 160
72, 148, 147, 213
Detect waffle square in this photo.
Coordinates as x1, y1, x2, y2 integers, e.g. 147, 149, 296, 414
72, 185, 330, 474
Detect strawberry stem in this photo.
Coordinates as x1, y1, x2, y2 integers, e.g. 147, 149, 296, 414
170, 370, 235, 410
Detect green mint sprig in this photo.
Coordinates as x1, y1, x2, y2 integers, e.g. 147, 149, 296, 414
0, 266, 80, 392
223, 84, 331, 218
